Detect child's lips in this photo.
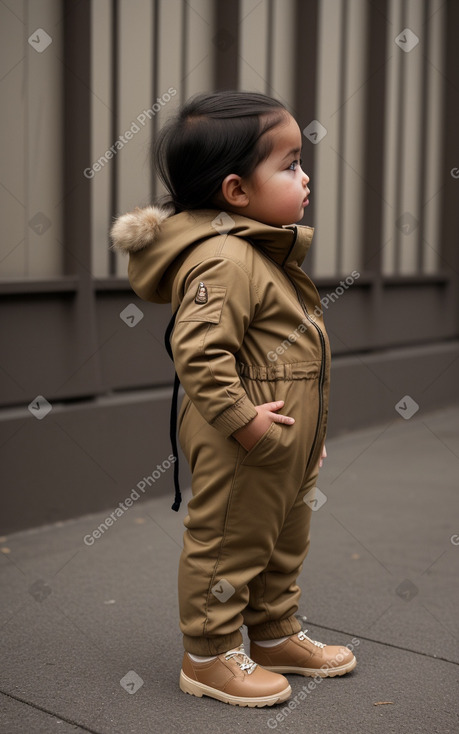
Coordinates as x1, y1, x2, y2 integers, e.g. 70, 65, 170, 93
302, 189, 310, 206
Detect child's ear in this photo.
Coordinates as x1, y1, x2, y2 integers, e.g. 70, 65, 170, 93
220, 174, 250, 208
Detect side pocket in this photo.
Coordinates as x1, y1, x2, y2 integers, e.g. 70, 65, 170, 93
240, 422, 282, 467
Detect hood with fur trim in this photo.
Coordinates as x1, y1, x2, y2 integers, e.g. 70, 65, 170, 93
110, 206, 313, 304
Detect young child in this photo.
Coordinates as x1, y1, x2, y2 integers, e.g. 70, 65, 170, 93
111, 91, 357, 708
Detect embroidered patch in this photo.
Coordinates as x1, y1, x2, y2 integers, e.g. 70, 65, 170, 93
194, 281, 208, 304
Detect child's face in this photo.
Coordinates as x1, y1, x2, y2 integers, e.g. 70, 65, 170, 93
242, 113, 310, 227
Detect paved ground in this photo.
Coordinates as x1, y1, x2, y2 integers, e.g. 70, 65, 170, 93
1, 405, 458, 734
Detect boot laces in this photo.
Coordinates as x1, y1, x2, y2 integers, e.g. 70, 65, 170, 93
224, 645, 257, 674
298, 630, 325, 648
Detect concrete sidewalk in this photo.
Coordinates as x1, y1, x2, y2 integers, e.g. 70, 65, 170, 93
1, 406, 458, 734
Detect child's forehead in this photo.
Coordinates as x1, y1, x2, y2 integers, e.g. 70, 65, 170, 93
266, 114, 302, 157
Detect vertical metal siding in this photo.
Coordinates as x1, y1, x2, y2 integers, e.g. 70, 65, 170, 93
0, 0, 451, 285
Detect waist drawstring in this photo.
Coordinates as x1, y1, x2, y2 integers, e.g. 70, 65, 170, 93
164, 309, 181, 511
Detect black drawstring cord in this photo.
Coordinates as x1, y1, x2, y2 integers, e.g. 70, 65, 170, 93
164, 309, 181, 511
169, 372, 181, 511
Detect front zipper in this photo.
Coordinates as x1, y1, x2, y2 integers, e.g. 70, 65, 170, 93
250, 233, 327, 468
286, 273, 327, 468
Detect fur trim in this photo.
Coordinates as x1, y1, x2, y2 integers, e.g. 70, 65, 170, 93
110, 205, 172, 253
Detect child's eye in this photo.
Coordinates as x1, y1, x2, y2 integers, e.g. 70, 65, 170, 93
289, 158, 303, 171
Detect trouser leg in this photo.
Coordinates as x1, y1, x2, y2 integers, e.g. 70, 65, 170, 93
177, 422, 244, 656
244, 471, 317, 640
177, 400, 305, 656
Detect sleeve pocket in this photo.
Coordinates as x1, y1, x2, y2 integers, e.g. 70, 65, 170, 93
177, 284, 227, 324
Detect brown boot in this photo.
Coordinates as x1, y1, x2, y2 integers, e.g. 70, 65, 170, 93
250, 630, 357, 677
180, 645, 292, 707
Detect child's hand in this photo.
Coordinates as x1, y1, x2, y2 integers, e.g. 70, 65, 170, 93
232, 400, 295, 452
319, 444, 327, 468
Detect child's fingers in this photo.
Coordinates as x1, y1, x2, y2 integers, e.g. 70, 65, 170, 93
269, 411, 295, 425
261, 400, 285, 411
272, 413, 295, 426
271, 413, 295, 426
258, 401, 295, 424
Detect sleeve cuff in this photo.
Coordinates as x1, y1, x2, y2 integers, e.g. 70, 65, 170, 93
211, 395, 258, 437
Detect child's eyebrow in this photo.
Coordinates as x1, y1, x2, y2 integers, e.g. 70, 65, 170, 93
281, 148, 302, 161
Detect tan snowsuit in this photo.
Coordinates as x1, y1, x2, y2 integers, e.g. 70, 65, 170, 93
112, 207, 331, 656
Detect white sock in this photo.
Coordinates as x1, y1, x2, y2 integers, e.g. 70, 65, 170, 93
188, 653, 218, 663
254, 636, 288, 647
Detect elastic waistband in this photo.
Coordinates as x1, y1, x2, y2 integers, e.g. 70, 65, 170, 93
237, 361, 320, 381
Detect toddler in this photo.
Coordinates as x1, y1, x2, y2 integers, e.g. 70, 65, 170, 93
111, 90, 357, 707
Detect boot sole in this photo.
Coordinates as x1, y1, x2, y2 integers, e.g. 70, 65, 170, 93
179, 670, 292, 707
262, 655, 357, 678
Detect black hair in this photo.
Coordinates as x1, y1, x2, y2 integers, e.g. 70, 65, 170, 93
153, 90, 288, 213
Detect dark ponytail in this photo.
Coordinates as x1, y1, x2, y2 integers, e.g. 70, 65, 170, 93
153, 90, 288, 213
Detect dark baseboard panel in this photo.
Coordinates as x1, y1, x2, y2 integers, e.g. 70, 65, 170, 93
1, 340, 458, 534
327, 339, 459, 435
